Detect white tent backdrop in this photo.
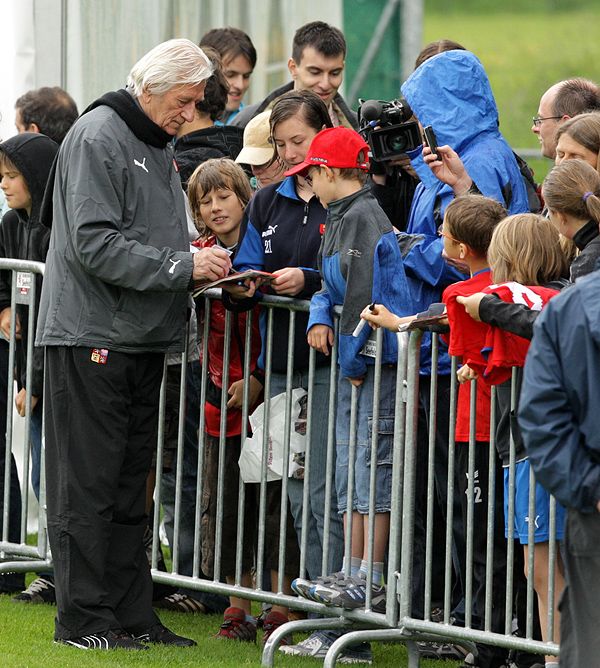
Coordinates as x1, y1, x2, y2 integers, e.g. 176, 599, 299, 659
0, 0, 344, 139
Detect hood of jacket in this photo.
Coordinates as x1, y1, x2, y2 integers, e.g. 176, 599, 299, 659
401, 50, 500, 155
173, 125, 244, 185
0, 132, 58, 223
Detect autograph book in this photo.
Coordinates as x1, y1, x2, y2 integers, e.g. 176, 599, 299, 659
192, 270, 276, 297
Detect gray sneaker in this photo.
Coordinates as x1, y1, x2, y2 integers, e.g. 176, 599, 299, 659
280, 630, 372, 664
313, 573, 387, 614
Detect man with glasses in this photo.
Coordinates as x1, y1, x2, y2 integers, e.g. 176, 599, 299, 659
532, 78, 600, 159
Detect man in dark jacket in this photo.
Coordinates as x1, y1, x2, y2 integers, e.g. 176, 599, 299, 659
232, 21, 357, 130
519, 268, 600, 668
36, 38, 231, 651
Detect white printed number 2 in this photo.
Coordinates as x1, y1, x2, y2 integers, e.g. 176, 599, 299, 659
264, 239, 272, 254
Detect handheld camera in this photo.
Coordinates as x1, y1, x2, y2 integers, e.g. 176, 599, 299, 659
358, 97, 422, 162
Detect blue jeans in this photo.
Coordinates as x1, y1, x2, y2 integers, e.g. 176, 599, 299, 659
335, 365, 396, 514
270, 365, 344, 580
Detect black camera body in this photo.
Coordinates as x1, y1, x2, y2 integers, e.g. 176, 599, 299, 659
358, 98, 422, 162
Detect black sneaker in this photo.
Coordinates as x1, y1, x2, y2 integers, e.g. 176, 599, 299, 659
132, 623, 196, 647
55, 629, 148, 650
13, 577, 56, 604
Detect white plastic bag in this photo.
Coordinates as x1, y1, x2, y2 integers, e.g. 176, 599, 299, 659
238, 388, 307, 483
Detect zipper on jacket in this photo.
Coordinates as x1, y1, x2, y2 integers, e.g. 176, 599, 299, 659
302, 201, 309, 225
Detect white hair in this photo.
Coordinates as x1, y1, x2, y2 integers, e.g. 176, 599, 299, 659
127, 38, 213, 97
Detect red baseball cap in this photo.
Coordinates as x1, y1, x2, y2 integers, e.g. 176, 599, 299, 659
284, 127, 370, 177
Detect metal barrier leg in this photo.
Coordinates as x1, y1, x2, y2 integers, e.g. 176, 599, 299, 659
406, 640, 421, 668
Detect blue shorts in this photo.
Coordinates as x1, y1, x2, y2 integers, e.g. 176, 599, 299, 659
503, 458, 566, 544
335, 364, 396, 515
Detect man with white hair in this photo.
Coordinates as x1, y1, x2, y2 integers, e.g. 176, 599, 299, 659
36, 38, 231, 651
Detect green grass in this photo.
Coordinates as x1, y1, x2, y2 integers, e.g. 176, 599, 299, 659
0, 593, 460, 667
424, 4, 600, 181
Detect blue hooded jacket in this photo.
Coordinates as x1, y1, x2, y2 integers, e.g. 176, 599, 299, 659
519, 269, 600, 512
400, 50, 529, 374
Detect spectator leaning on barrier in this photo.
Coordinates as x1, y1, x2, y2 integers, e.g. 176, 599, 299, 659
0, 132, 58, 599
231, 21, 357, 131
35, 38, 232, 651
0, 133, 59, 605
15, 86, 79, 145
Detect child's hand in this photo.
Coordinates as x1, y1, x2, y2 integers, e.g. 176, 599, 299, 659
0, 307, 20, 340
221, 279, 258, 299
348, 377, 364, 387
15, 388, 38, 417
457, 293, 486, 322
457, 363, 479, 384
422, 144, 473, 195
271, 267, 305, 296
307, 325, 334, 355
227, 376, 263, 410
361, 304, 415, 332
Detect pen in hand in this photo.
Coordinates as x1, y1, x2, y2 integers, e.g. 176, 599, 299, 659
352, 302, 375, 337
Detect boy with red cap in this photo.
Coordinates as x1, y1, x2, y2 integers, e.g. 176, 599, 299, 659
282, 126, 413, 661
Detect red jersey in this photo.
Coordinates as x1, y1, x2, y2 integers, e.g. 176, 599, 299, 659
476, 282, 559, 385
442, 269, 493, 442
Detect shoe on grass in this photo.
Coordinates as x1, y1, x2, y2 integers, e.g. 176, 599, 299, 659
131, 622, 196, 646
55, 629, 148, 650
13, 577, 56, 604
262, 609, 291, 646
280, 630, 372, 664
153, 591, 206, 613
215, 606, 257, 642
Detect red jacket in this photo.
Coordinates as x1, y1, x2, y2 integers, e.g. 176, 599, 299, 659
194, 235, 262, 436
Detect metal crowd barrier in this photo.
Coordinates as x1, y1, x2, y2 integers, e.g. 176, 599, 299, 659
0, 273, 561, 667
150, 291, 561, 667
0, 259, 51, 576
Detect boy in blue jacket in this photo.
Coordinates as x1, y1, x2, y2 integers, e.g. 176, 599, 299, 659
281, 126, 413, 660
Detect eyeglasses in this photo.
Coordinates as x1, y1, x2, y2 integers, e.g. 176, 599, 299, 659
437, 223, 459, 244
532, 115, 562, 127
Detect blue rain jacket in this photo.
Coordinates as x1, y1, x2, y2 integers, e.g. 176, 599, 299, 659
400, 50, 529, 374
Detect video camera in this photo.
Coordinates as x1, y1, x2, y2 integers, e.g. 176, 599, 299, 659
358, 97, 421, 162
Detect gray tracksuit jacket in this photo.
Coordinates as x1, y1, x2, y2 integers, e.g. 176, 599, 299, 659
36, 106, 194, 353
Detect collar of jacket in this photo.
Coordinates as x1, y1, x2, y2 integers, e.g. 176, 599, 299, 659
327, 185, 372, 218
573, 219, 599, 251
275, 175, 302, 201
83, 88, 172, 148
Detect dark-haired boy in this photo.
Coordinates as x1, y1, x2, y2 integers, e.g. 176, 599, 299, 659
231, 21, 357, 130
200, 27, 257, 126
439, 195, 510, 668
